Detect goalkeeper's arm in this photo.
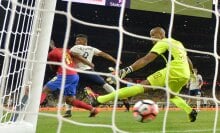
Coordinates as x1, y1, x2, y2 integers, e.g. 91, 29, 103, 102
119, 52, 158, 78
130, 52, 158, 71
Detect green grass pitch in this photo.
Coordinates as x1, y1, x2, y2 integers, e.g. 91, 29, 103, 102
36, 109, 220, 133
130, 0, 213, 18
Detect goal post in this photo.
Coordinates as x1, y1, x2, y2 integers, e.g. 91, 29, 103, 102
0, 0, 57, 133
23, 0, 57, 127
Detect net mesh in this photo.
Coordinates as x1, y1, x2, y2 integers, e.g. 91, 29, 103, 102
0, 0, 36, 123
0, 0, 220, 133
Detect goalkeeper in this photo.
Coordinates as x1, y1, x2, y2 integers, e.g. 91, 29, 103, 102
87, 27, 198, 122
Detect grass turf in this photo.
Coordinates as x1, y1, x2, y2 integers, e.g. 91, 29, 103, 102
130, 0, 213, 18
36, 109, 220, 133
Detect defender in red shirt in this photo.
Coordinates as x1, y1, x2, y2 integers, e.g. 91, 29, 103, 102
40, 40, 98, 117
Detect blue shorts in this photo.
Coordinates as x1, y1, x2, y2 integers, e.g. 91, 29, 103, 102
189, 89, 201, 96
45, 74, 79, 96
79, 71, 105, 86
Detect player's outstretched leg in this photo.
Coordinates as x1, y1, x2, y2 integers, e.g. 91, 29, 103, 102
69, 98, 99, 117
84, 87, 100, 107
85, 85, 145, 107
89, 107, 99, 117
170, 96, 198, 122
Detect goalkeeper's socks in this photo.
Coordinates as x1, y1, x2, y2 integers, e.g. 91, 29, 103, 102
170, 96, 192, 114
72, 99, 93, 111
40, 93, 47, 104
97, 85, 144, 104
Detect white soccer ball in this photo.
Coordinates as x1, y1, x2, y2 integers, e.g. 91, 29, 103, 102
133, 99, 159, 123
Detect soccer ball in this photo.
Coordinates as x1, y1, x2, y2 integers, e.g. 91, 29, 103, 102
133, 99, 159, 123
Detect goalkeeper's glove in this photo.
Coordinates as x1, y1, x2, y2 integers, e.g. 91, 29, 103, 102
119, 66, 133, 79
106, 67, 116, 84
106, 77, 116, 84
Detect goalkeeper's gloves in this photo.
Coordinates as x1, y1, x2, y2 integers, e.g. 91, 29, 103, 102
106, 67, 116, 84
106, 77, 116, 84
119, 66, 133, 79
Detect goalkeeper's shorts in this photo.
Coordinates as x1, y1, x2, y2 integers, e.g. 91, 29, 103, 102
147, 68, 188, 93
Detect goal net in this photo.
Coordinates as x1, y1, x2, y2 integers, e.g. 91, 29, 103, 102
0, 0, 219, 133
0, 0, 56, 133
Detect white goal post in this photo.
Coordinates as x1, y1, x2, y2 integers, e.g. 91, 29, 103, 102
1, 0, 219, 133
0, 0, 57, 133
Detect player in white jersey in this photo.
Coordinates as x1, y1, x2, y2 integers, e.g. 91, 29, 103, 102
63, 34, 119, 117
186, 68, 203, 111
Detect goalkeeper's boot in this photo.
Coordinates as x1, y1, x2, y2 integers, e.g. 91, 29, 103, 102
84, 87, 100, 107
89, 108, 99, 117
63, 110, 72, 118
188, 109, 198, 122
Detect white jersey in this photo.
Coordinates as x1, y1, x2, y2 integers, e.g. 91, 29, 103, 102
189, 74, 203, 90
70, 45, 101, 70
